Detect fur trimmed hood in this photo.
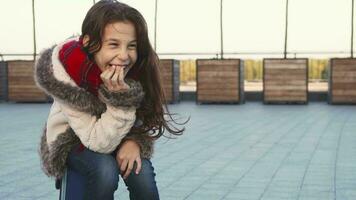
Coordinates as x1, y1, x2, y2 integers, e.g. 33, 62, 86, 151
35, 40, 153, 179
35, 46, 104, 117
35, 45, 144, 117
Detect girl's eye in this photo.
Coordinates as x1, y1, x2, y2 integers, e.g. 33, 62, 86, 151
109, 43, 118, 47
128, 44, 137, 49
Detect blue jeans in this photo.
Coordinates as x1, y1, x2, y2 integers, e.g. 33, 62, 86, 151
67, 144, 159, 200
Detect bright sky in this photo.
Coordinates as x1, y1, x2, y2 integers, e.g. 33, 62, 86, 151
0, 0, 353, 59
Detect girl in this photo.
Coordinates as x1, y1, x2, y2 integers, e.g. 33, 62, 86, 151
35, 1, 185, 199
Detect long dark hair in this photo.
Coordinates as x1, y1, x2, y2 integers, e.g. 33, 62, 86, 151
81, 0, 187, 139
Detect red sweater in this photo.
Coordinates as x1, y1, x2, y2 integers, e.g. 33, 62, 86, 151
59, 39, 103, 96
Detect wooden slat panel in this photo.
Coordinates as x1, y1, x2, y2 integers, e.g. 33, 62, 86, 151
264, 76, 306, 81
198, 77, 239, 84
197, 59, 241, 103
7, 61, 47, 102
198, 84, 238, 90
199, 89, 238, 96
198, 95, 239, 102
198, 66, 238, 73
265, 96, 307, 101
331, 96, 356, 102
332, 59, 356, 66
159, 59, 180, 103
265, 59, 306, 65
265, 80, 306, 85
330, 58, 356, 104
265, 90, 307, 96
333, 90, 356, 95
197, 59, 240, 66
265, 85, 307, 90
332, 83, 356, 90
332, 71, 356, 77
265, 71, 306, 76
0, 62, 6, 100
159, 60, 173, 102
198, 71, 239, 78
264, 59, 308, 103
264, 64, 306, 69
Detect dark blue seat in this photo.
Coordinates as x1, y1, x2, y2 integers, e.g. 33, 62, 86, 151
58, 168, 86, 200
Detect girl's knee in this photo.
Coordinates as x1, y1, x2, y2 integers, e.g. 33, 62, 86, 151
89, 155, 120, 190
125, 159, 158, 197
140, 159, 155, 172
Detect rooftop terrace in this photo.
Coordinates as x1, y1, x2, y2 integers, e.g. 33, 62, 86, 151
0, 102, 355, 200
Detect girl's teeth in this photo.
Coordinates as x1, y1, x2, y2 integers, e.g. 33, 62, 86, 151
109, 64, 128, 69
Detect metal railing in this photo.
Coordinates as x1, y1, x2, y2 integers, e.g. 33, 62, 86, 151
0, 51, 353, 61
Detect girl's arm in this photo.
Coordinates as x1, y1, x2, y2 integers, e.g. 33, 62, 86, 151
55, 80, 144, 154
58, 100, 136, 154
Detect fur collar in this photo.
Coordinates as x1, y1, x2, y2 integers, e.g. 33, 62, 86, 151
35, 43, 105, 116
34, 39, 144, 116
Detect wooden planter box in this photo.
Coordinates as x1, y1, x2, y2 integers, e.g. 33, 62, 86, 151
196, 59, 244, 104
263, 59, 308, 104
328, 58, 356, 104
159, 59, 180, 103
0, 61, 8, 101
7, 60, 48, 102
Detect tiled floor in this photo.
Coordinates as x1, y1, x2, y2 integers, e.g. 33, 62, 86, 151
180, 81, 328, 92
0, 102, 355, 200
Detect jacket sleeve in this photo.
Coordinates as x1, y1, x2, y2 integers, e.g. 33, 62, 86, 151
58, 100, 136, 154
58, 80, 145, 154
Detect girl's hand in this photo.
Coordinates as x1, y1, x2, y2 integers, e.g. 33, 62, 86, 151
116, 140, 142, 179
100, 65, 130, 92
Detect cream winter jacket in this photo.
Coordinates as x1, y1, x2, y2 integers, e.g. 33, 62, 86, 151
35, 39, 153, 179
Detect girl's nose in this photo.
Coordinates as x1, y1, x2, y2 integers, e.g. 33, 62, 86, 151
116, 48, 129, 61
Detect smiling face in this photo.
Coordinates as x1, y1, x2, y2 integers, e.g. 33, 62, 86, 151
86, 21, 138, 76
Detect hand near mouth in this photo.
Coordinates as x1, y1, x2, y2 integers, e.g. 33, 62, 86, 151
100, 65, 130, 92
